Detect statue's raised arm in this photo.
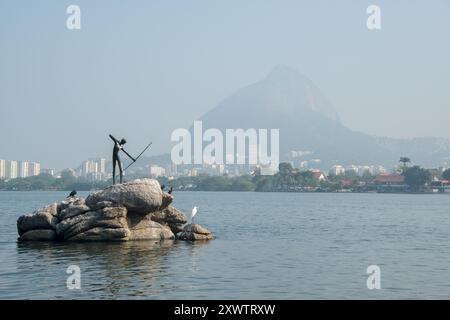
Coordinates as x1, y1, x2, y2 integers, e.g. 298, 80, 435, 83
109, 134, 119, 144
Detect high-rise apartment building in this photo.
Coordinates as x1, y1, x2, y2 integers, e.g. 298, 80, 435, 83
6, 160, 18, 179
0, 159, 5, 178
28, 162, 41, 176
19, 161, 29, 178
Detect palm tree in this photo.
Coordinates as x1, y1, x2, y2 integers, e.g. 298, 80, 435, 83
399, 157, 411, 168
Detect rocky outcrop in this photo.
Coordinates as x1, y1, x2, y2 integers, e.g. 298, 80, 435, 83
178, 224, 214, 241
56, 206, 129, 241
17, 203, 59, 237
58, 200, 90, 221
127, 212, 174, 240
85, 179, 167, 214
19, 229, 58, 241
17, 178, 214, 242
151, 205, 187, 234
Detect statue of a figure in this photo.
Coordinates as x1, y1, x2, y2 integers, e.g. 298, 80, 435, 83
109, 134, 135, 184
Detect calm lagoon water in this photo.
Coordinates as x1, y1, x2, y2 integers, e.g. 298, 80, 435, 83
1, 191, 450, 299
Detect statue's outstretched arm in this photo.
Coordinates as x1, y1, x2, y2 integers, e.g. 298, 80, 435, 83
109, 134, 118, 144
121, 148, 136, 162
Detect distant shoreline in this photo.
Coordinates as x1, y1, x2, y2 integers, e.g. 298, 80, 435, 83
2, 162, 449, 194
0, 189, 448, 195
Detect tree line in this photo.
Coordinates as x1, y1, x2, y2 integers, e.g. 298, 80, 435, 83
1, 160, 449, 192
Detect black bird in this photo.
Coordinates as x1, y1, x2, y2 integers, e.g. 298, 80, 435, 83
160, 184, 165, 191
168, 186, 173, 194
67, 190, 77, 198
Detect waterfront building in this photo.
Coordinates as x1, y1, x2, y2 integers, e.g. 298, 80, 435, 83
311, 170, 326, 181
374, 174, 408, 192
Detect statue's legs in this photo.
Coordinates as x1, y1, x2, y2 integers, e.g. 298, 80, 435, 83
117, 157, 123, 183
112, 156, 117, 185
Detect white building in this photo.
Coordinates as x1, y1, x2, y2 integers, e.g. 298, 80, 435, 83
82, 160, 97, 176
0, 159, 5, 178
41, 168, 55, 176
6, 160, 18, 179
345, 165, 359, 174
81, 158, 106, 180
149, 165, 166, 177
19, 161, 29, 178
329, 165, 345, 176
260, 166, 276, 176
98, 158, 106, 174
28, 162, 41, 176
373, 165, 387, 175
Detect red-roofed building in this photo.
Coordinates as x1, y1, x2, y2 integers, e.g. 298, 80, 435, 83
340, 179, 354, 187
374, 174, 408, 192
311, 170, 326, 181
374, 174, 405, 184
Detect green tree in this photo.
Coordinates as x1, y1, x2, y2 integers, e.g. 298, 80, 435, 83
254, 176, 274, 192
361, 170, 375, 182
278, 163, 294, 176
230, 176, 254, 191
443, 168, 450, 180
403, 165, 431, 192
273, 163, 296, 191
399, 157, 411, 168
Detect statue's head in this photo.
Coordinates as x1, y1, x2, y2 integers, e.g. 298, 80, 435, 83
120, 139, 127, 145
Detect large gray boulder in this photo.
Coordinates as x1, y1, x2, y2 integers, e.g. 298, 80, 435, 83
151, 205, 187, 235
57, 197, 86, 213
127, 212, 175, 240
56, 206, 128, 240
18, 229, 57, 241
58, 201, 91, 221
178, 224, 214, 241
17, 204, 58, 236
67, 227, 130, 241
55, 207, 175, 241
85, 179, 165, 214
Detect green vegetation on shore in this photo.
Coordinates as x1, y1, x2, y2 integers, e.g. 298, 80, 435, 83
3, 162, 448, 193
0, 173, 109, 191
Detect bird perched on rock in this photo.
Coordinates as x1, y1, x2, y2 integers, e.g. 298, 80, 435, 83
67, 190, 77, 198
168, 186, 173, 194
187, 206, 198, 224
160, 184, 165, 191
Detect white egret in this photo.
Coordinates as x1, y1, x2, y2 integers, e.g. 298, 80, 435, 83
188, 206, 198, 224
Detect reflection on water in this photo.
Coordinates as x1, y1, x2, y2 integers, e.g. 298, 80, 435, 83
14, 240, 211, 299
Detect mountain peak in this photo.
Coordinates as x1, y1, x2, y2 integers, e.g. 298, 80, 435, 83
268, 64, 300, 76
266, 65, 306, 81
201, 65, 340, 126
260, 65, 340, 123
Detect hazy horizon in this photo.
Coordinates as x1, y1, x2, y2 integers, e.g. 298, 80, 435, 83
1, 1, 450, 169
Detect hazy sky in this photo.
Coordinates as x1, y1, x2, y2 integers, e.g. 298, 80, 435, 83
1, 0, 449, 169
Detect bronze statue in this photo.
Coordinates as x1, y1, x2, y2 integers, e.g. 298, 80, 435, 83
109, 134, 135, 184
